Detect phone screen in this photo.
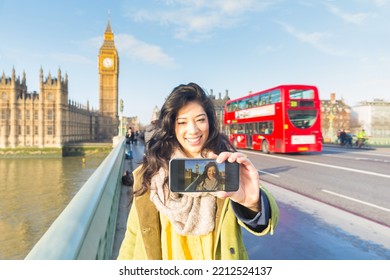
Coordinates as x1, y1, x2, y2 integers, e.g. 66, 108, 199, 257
169, 158, 239, 192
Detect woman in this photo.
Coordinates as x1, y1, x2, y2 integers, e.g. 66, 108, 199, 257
117, 82, 279, 260
196, 162, 223, 191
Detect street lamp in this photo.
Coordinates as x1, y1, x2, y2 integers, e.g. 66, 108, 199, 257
119, 99, 124, 136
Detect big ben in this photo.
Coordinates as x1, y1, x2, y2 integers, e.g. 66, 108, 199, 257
98, 20, 119, 138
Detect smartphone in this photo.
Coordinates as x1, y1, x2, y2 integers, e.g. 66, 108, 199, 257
169, 158, 240, 192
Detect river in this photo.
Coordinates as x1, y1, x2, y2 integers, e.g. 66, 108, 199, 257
0, 153, 109, 260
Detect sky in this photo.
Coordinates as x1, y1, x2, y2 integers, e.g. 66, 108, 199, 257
1, 0, 389, 124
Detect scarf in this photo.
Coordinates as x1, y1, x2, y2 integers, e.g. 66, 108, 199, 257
149, 149, 217, 236
198, 177, 219, 191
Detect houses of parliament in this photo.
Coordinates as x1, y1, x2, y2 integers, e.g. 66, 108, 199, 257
0, 21, 119, 148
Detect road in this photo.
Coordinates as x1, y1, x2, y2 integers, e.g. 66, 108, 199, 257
242, 145, 390, 259
247, 146, 390, 227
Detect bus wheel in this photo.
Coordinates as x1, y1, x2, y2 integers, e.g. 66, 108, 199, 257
262, 140, 269, 154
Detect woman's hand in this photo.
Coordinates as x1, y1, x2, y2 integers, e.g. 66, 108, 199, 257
211, 152, 260, 212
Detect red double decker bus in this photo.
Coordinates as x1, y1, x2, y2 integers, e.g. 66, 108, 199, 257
224, 84, 322, 153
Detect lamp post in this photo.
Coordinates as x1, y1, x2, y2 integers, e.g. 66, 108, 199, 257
119, 99, 124, 136
328, 111, 335, 143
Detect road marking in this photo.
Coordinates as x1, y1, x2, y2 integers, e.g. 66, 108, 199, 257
325, 147, 390, 158
258, 170, 280, 177
244, 150, 390, 179
323, 153, 390, 163
322, 189, 390, 212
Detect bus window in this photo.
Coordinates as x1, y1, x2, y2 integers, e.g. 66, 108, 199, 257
246, 99, 252, 108
253, 96, 259, 107
249, 123, 256, 134
229, 101, 238, 112
269, 89, 281, 103
227, 102, 233, 112
300, 100, 314, 107
267, 121, 274, 134
287, 109, 317, 129
231, 124, 240, 134
290, 89, 314, 99
257, 121, 273, 134
233, 101, 239, 111
238, 100, 246, 110
260, 93, 269, 105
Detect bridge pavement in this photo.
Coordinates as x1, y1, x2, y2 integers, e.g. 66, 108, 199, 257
111, 143, 144, 259
111, 143, 390, 260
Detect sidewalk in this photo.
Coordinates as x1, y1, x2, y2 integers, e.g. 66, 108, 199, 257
111, 143, 144, 259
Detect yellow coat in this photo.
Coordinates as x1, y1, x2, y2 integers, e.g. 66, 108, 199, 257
117, 165, 279, 260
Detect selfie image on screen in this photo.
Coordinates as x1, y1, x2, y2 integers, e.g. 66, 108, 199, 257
184, 160, 225, 191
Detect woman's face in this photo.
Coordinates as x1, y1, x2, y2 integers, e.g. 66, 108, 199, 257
175, 102, 209, 157
207, 166, 217, 179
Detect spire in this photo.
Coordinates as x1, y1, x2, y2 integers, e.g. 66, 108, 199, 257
101, 17, 115, 49
105, 21, 112, 33
105, 11, 112, 34
40, 66, 44, 88
104, 17, 114, 41
22, 70, 26, 85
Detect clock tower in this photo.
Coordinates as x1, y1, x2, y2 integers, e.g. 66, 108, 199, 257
98, 20, 119, 138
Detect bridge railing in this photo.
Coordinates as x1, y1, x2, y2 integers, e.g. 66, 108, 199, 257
25, 137, 126, 260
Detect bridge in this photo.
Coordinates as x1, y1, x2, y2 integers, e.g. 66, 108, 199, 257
25, 139, 390, 260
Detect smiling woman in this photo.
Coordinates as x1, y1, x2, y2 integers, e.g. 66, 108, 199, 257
117, 82, 279, 260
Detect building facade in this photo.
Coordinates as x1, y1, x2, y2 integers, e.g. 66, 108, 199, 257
0, 68, 98, 148
209, 89, 230, 134
0, 21, 119, 148
320, 93, 351, 143
351, 99, 390, 144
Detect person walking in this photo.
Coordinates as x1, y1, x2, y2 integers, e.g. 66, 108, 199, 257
125, 127, 134, 159
143, 119, 158, 153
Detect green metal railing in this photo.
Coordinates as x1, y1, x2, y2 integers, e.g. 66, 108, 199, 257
25, 138, 125, 259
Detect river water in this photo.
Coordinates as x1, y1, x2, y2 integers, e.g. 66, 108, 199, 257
0, 153, 109, 260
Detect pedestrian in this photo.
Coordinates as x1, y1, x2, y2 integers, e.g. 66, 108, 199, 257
134, 130, 139, 145
125, 127, 135, 159
117, 82, 279, 260
143, 118, 158, 153
336, 129, 341, 144
339, 129, 347, 145
125, 127, 132, 151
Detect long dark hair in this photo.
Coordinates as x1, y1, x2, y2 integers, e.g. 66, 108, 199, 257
135, 82, 235, 196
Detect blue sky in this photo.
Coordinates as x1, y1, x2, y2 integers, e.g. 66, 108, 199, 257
1, 0, 389, 124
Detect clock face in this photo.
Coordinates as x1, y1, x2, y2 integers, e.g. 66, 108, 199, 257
103, 57, 113, 68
